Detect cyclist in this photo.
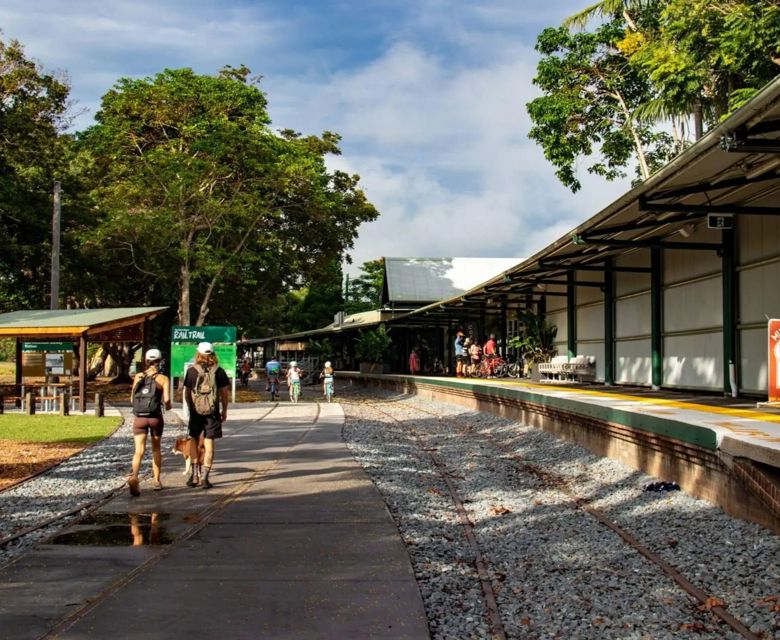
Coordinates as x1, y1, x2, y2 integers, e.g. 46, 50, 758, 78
240, 359, 251, 387
321, 361, 335, 401
265, 358, 282, 401
286, 360, 303, 403
483, 334, 498, 378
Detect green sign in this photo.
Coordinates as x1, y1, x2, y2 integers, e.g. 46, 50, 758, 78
22, 341, 74, 352
170, 325, 237, 379
171, 344, 237, 379
171, 325, 236, 343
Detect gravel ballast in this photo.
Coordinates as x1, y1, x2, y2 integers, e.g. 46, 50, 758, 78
342, 389, 780, 640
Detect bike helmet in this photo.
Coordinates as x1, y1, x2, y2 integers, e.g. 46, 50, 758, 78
324, 361, 331, 368
289, 361, 297, 367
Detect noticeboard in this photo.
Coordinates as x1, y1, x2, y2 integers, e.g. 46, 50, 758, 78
21, 341, 74, 377
170, 326, 236, 379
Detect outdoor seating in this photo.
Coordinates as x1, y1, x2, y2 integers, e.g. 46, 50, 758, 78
538, 355, 596, 382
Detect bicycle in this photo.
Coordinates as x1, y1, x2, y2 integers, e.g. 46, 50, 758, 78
290, 380, 301, 403
268, 377, 279, 401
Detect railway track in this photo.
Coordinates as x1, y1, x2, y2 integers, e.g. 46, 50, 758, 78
342, 392, 774, 640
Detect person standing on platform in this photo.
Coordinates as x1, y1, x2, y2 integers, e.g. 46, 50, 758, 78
183, 342, 230, 489
484, 333, 498, 377
454, 330, 465, 377
127, 348, 171, 496
409, 348, 420, 375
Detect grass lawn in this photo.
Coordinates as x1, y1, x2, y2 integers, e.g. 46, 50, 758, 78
0, 414, 121, 444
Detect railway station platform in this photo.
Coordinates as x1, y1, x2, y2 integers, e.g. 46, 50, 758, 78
0, 402, 430, 639
349, 372, 780, 534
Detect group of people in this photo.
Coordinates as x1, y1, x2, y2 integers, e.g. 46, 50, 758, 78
128, 347, 339, 495
127, 341, 230, 496
454, 331, 499, 377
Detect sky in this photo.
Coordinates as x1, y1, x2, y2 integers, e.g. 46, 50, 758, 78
0, 0, 632, 277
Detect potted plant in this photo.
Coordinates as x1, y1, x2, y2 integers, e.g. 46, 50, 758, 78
355, 325, 392, 373
507, 311, 557, 381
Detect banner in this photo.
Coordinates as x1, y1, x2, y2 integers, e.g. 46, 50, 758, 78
769, 319, 780, 402
170, 326, 237, 380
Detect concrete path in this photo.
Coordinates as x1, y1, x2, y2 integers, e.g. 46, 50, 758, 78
0, 402, 430, 640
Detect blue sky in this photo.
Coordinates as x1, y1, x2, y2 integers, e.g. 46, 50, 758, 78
1, 0, 631, 276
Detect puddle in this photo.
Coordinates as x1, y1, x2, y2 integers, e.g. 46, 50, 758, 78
50, 512, 176, 546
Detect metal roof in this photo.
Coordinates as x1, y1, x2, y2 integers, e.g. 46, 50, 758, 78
0, 307, 168, 338
383, 257, 523, 304
402, 75, 780, 321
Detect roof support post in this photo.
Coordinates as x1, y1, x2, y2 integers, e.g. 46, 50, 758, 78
604, 258, 615, 386
15, 338, 22, 398
79, 334, 88, 413
447, 318, 453, 375
722, 226, 737, 396
651, 247, 663, 390
567, 271, 576, 359
500, 303, 507, 358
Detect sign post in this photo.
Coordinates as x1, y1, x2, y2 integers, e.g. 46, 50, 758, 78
171, 326, 237, 409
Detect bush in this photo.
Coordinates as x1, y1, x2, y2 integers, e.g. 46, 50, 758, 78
355, 325, 392, 364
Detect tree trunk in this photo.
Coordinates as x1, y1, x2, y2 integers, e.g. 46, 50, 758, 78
612, 88, 651, 180
178, 230, 195, 326
694, 102, 703, 140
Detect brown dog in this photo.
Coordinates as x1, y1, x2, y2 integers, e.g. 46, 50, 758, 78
171, 437, 205, 475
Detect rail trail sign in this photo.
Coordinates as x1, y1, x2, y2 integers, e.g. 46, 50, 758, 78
170, 326, 237, 380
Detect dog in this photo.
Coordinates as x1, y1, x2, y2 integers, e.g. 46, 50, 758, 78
171, 437, 205, 476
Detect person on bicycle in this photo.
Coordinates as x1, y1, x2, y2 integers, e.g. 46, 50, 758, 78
321, 361, 335, 401
483, 334, 498, 377
240, 359, 251, 387
265, 358, 282, 400
287, 360, 303, 403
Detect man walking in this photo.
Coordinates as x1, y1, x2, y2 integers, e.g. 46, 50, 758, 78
183, 342, 230, 489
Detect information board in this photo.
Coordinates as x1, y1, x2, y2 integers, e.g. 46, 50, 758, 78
21, 342, 74, 377
170, 326, 237, 380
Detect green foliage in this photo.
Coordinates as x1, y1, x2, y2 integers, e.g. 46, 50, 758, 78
507, 310, 558, 364
283, 259, 344, 333
78, 66, 378, 330
0, 35, 73, 310
344, 258, 384, 314
305, 337, 335, 368
0, 338, 15, 361
0, 415, 120, 443
355, 324, 392, 364
527, 21, 674, 192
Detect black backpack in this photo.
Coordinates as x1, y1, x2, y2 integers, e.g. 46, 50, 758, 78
132, 373, 161, 417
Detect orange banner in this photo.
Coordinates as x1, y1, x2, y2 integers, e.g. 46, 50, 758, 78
769, 319, 780, 402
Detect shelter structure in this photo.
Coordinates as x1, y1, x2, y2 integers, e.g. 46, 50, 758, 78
398, 76, 780, 397
258, 258, 522, 372
0, 307, 168, 412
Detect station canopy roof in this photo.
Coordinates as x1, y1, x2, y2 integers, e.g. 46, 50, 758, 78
0, 307, 168, 340
382, 258, 523, 306
401, 75, 780, 323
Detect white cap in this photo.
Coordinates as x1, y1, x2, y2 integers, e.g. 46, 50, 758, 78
145, 348, 162, 361
324, 361, 331, 367
197, 342, 214, 355
289, 361, 297, 367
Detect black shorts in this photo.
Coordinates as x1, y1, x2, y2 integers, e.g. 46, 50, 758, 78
189, 415, 223, 439
133, 415, 164, 437
456, 354, 467, 364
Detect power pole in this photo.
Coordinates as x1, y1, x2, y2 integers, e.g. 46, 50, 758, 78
50, 181, 61, 310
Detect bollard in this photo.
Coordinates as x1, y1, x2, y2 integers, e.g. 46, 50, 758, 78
59, 393, 69, 416
25, 392, 35, 415
95, 392, 104, 417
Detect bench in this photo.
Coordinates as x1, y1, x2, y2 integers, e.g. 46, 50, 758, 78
538, 355, 596, 382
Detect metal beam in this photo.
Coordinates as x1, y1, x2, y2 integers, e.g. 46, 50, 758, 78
646, 170, 780, 202
639, 202, 780, 216
578, 237, 721, 251
604, 257, 615, 385
651, 247, 663, 390
539, 261, 652, 274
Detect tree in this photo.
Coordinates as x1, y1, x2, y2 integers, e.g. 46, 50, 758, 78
527, 21, 674, 192
283, 258, 344, 332
79, 66, 378, 327
0, 35, 72, 310
344, 258, 384, 314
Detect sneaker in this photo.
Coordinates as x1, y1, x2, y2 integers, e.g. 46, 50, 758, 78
153, 481, 163, 491
127, 476, 140, 497
186, 476, 199, 487
201, 477, 213, 489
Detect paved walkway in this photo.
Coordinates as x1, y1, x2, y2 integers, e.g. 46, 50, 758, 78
0, 402, 430, 640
